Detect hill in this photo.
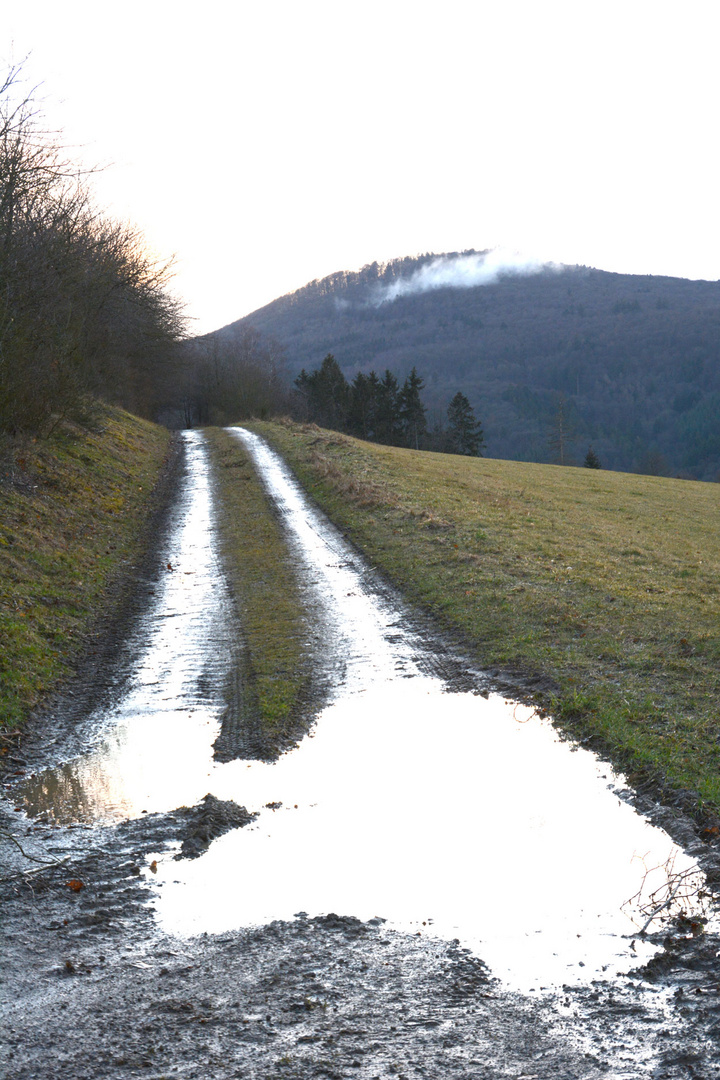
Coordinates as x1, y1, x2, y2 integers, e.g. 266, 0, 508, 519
217, 253, 720, 479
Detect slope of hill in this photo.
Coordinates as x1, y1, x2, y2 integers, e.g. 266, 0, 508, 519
249, 418, 720, 817
217, 253, 720, 478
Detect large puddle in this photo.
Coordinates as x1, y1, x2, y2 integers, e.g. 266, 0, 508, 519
17, 428, 710, 991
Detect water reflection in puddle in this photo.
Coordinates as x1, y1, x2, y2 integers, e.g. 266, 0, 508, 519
155, 680, 700, 990
17, 427, 710, 991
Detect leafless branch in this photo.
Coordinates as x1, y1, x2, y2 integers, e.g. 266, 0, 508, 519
623, 850, 714, 934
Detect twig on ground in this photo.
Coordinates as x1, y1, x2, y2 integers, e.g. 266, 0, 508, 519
623, 850, 714, 934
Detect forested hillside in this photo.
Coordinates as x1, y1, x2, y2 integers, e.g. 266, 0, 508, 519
216, 254, 720, 479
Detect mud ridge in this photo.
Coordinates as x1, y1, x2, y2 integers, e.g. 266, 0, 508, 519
175, 794, 257, 859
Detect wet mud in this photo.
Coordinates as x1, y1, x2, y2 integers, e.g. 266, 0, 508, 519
3, 428, 720, 1077
3, 807, 720, 1079
175, 794, 257, 860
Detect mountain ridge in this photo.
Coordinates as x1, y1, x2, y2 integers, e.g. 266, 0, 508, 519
214, 252, 720, 479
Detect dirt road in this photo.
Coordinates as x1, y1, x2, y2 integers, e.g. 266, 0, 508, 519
2, 429, 720, 1079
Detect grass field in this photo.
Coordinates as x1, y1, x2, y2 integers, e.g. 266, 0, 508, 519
0, 407, 171, 735
203, 428, 313, 754
248, 419, 720, 819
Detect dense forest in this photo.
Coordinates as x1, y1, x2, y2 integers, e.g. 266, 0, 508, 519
215, 253, 720, 479
293, 354, 485, 456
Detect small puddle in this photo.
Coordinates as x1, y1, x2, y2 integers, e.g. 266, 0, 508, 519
16, 427, 711, 991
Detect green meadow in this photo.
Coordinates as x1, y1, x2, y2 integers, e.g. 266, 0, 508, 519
249, 419, 720, 820
5, 409, 720, 821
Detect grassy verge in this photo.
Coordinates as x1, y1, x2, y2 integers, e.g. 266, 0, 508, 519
248, 419, 720, 818
203, 428, 312, 753
0, 406, 172, 737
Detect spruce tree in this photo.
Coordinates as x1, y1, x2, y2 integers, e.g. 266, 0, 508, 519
375, 369, 402, 444
584, 446, 601, 469
548, 395, 575, 465
446, 391, 485, 456
399, 367, 427, 449
294, 353, 349, 430
348, 371, 378, 438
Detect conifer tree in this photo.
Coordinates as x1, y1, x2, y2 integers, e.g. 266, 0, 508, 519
399, 367, 427, 449
584, 446, 601, 468
375, 369, 402, 444
347, 371, 378, 438
294, 353, 349, 430
446, 391, 485, 456
548, 395, 575, 465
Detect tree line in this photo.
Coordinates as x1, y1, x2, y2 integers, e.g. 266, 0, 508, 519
0, 62, 185, 435
294, 354, 485, 456
0, 62, 301, 438
177, 328, 290, 427
228, 253, 720, 479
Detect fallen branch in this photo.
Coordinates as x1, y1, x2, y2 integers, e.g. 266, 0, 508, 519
623, 850, 714, 934
0, 826, 63, 864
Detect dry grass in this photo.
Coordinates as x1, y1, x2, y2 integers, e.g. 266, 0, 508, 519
249, 420, 720, 817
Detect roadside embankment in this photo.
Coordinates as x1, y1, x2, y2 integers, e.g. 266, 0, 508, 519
248, 419, 720, 819
0, 406, 173, 739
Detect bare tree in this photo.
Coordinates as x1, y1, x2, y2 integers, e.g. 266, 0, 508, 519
0, 61, 186, 434
547, 395, 576, 466
183, 326, 289, 425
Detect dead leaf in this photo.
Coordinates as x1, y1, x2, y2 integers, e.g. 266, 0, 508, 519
66, 879, 84, 892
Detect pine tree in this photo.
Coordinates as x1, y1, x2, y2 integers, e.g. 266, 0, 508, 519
584, 446, 601, 469
347, 371, 378, 438
399, 367, 427, 449
294, 353, 349, 430
375, 369, 402, 444
446, 392, 485, 456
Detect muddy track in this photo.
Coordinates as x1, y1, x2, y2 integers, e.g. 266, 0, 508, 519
1, 433, 185, 778
3, 428, 720, 1078
2, 812, 720, 1079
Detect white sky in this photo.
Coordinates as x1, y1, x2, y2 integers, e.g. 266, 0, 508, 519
5, 0, 720, 334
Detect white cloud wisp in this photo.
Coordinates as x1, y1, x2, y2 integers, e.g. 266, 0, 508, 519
371, 250, 557, 306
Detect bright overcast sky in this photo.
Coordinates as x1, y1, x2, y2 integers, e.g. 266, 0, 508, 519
5, 1, 720, 334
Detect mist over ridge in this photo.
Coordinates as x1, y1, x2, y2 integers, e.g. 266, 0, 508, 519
355, 249, 558, 307
215, 251, 720, 480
